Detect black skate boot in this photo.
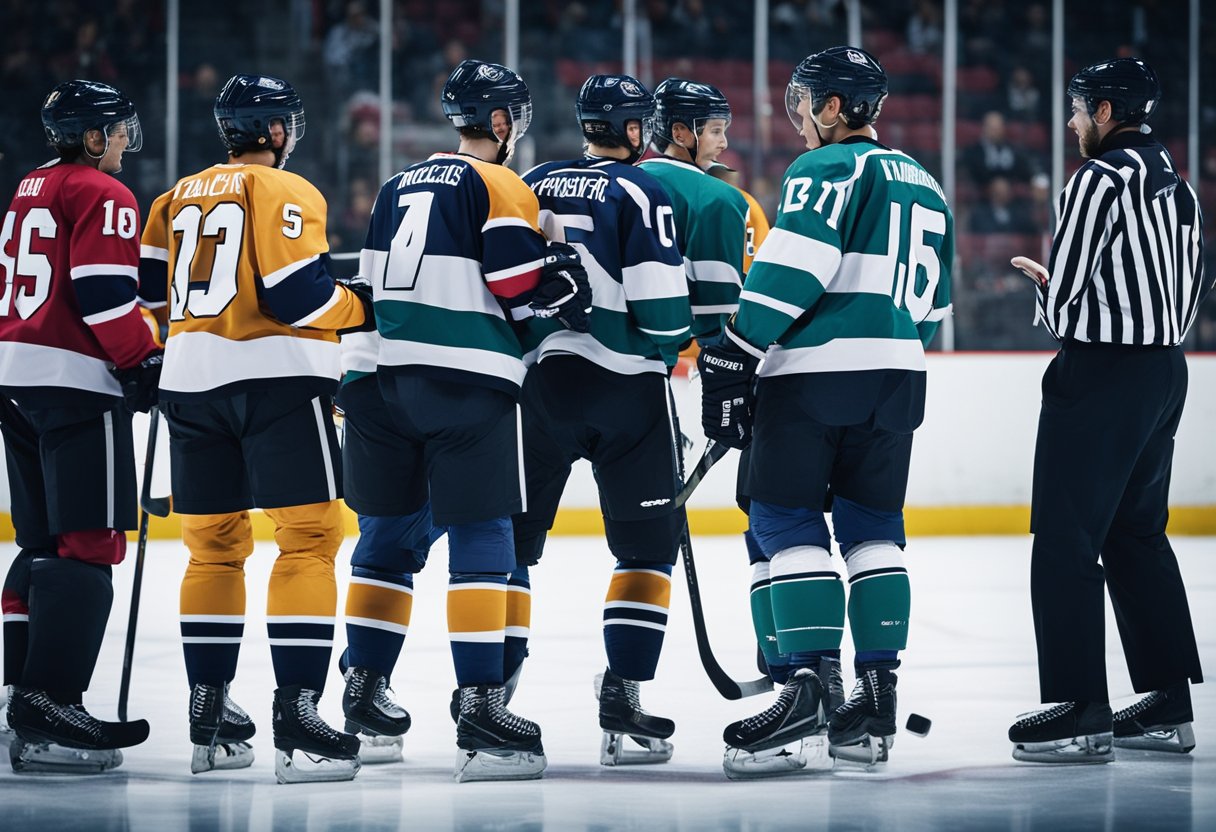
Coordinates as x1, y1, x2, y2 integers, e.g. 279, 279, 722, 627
722, 667, 831, 780
449, 663, 523, 724
343, 666, 411, 764
272, 685, 361, 784
829, 663, 898, 766
8, 687, 148, 773
1113, 684, 1195, 754
1008, 701, 1113, 764
596, 668, 674, 766
188, 682, 255, 774
454, 684, 545, 782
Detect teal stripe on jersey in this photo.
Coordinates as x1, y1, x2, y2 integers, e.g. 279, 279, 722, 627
377, 303, 522, 357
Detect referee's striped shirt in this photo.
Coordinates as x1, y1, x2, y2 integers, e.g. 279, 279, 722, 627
1038, 129, 1209, 345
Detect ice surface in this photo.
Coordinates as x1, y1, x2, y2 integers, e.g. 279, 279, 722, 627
1, 535, 1213, 831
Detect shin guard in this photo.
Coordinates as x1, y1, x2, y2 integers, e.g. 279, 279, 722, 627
769, 546, 844, 655
603, 563, 672, 682
448, 574, 507, 686
843, 542, 910, 654
23, 559, 114, 697
504, 566, 531, 684
180, 512, 254, 687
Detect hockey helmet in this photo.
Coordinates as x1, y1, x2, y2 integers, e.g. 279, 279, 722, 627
652, 78, 731, 149
214, 74, 305, 169
41, 80, 142, 154
1067, 58, 1160, 125
576, 74, 655, 162
787, 46, 888, 132
441, 59, 532, 162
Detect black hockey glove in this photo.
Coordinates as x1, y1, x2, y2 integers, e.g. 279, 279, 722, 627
335, 274, 377, 335
110, 350, 163, 413
530, 241, 592, 333
697, 335, 760, 450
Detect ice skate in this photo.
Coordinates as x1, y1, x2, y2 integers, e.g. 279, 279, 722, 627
454, 683, 545, 782
722, 667, 832, 780
829, 664, 898, 767
272, 685, 361, 784
594, 669, 674, 766
1113, 685, 1195, 754
0, 686, 13, 750
188, 682, 256, 774
448, 664, 523, 724
1008, 701, 1114, 764
8, 687, 147, 774
343, 666, 410, 764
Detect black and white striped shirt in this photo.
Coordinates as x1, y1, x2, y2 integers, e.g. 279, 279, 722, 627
1039, 130, 1209, 345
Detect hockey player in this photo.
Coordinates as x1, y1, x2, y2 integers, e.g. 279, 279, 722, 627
512, 74, 692, 767
697, 48, 953, 778
355, 59, 590, 783
0, 80, 158, 773
140, 74, 374, 783
639, 78, 748, 343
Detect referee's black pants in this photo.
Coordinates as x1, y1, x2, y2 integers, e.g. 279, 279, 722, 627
1030, 342, 1203, 704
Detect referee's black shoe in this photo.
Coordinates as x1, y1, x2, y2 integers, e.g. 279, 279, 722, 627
1009, 701, 1113, 763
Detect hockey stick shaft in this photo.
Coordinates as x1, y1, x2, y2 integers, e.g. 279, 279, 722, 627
140, 405, 171, 518
674, 439, 728, 508
118, 407, 159, 721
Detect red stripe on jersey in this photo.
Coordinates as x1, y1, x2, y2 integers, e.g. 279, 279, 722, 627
486, 266, 541, 301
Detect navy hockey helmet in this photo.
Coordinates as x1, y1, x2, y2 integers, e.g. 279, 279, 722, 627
576, 74, 655, 162
214, 74, 305, 169
1067, 58, 1160, 125
652, 78, 731, 153
787, 46, 888, 132
441, 59, 532, 162
41, 80, 143, 154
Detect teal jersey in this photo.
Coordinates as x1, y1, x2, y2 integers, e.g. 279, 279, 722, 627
638, 157, 749, 341
733, 137, 954, 378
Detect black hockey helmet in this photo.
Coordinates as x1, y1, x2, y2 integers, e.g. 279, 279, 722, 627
441, 59, 532, 162
787, 46, 888, 131
652, 78, 731, 153
1067, 58, 1160, 125
42, 80, 143, 153
576, 74, 655, 162
214, 74, 305, 169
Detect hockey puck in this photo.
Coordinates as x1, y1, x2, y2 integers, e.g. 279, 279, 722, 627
905, 713, 932, 737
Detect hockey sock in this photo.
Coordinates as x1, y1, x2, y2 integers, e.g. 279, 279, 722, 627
264, 502, 343, 693
180, 512, 253, 687
603, 562, 672, 682
22, 559, 113, 698
448, 572, 507, 686
504, 565, 531, 684
345, 567, 413, 677
2, 548, 42, 686
770, 546, 845, 654
844, 542, 910, 654
749, 560, 791, 682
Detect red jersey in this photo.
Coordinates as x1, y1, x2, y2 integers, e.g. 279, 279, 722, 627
0, 159, 159, 401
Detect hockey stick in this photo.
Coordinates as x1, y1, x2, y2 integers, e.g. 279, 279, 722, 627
674, 440, 728, 508
668, 396, 771, 700
140, 406, 171, 518
118, 406, 160, 721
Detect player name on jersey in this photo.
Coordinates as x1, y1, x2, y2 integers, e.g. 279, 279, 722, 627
530, 172, 610, 203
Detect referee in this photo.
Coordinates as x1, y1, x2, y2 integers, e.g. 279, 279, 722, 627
1007, 58, 1209, 763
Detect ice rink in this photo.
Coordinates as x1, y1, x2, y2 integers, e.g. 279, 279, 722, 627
1, 533, 1213, 831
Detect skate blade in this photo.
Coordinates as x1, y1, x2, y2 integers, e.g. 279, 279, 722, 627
1012, 731, 1114, 764
600, 731, 673, 766
723, 737, 832, 780
830, 733, 894, 768
10, 738, 123, 774
357, 733, 404, 764
1114, 723, 1195, 754
454, 748, 546, 783
274, 749, 361, 784
191, 741, 255, 774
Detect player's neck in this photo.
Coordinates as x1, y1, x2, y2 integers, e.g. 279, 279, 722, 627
662, 144, 696, 165
457, 137, 502, 163
229, 150, 276, 167
587, 144, 631, 161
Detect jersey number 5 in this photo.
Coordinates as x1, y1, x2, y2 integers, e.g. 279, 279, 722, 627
169, 203, 245, 320
0, 209, 55, 319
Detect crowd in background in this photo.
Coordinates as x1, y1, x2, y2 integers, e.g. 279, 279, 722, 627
2, 0, 1212, 349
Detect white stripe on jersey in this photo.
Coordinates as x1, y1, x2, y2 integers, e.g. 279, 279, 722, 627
753, 227, 842, 288
615, 177, 652, 228
310, 397, 337, 501
485, 257, 544, 284
70, 263, 139, 280
828, 251, 898, 296
83, 298, 137, 326
688, 259, 743, 285
759, 337, 926, 377
340, 330, 380, 375
0, 341, 121, 396
621, 260, 687, 302
738, 289, 803, 320
160, 331, 341, 395
262, 254, 320, 289
378, 338, 527, 387
526, 329, 668, 376
293, 284, 343, 327
140, 244, 169, 262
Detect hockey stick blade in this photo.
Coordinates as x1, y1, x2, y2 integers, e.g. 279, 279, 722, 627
675, 440, 729, 508
140, 407, 171, 517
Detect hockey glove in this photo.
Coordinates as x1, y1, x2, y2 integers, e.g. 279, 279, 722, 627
110, 350, 163, 413
335, 274, 378, 335
697, 335, 760, 450
530, 241, 592, 333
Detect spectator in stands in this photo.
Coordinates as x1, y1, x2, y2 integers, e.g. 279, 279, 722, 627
54, 19, 117, 83
426, 39, 468, 122
963, 110, 1034, 186
179, 63, 223, 176
1028, 172, 1052, 232
1006, 65, 1043, 121
907, 0, 943, 54
324, 1, 379, 97
969, 176, 1037, 235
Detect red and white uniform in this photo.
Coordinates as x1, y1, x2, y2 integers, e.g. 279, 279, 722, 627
0, 159, 160, 401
